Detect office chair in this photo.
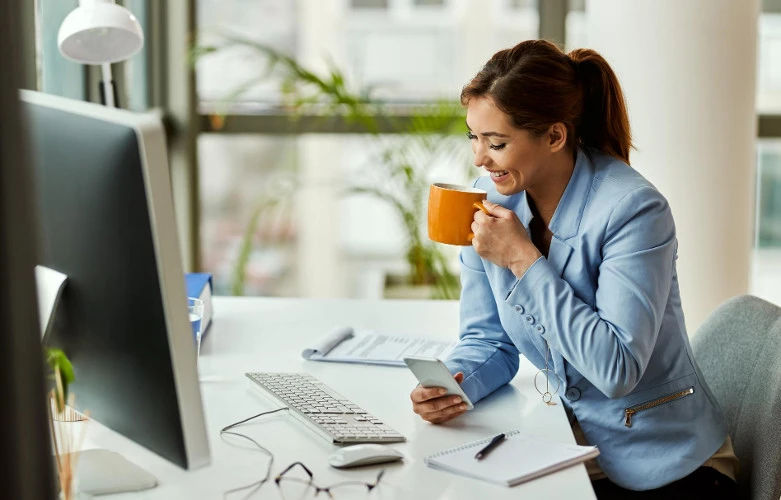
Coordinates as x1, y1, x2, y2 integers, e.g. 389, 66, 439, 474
691, 295, 781, 500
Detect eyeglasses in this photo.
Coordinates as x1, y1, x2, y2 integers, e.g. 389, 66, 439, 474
275, 462, 384, 499
219, 408, 385, 499
534, 340, 563, 405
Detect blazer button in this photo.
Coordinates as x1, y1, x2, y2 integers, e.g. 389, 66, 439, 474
535, 324, 545, 334
565, 387, 581, 402
525, 315, 535, 324
514, 304, 524, 314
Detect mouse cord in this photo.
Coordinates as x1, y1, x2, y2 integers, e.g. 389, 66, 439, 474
220, 406, 290, 499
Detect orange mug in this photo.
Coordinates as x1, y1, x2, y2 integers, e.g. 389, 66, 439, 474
427, 183, 489, 246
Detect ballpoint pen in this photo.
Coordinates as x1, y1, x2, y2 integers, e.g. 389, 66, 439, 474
474, 433, 506, 460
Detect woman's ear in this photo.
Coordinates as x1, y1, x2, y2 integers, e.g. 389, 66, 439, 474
546, 123, 568, 153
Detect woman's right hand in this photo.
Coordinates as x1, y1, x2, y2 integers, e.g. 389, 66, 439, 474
410, 372, 468, 424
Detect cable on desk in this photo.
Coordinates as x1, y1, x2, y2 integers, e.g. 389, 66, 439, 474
220, 406, 289, 499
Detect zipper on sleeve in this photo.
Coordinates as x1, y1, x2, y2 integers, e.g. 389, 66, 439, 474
624, 387, 694, 428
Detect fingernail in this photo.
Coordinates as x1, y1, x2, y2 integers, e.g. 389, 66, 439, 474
460, 404, 467, 410
452, 397, 461, 404
439, 389, 447, 395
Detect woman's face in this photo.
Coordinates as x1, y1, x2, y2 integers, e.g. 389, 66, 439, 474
465, 96, 549, 197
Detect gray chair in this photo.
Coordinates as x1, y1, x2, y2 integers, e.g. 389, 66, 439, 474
691, 295, 781, 500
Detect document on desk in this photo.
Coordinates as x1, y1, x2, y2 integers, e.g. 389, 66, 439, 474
302, 327, 457, 367
424, 430, 599, 487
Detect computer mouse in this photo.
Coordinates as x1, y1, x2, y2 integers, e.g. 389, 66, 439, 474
327, 444, 404, 468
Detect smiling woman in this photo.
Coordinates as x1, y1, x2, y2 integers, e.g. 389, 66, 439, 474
409, 39, 739, 500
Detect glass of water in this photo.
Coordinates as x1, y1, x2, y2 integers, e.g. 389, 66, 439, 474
187, 297, 205, 364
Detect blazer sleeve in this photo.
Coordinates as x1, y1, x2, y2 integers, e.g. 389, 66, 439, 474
442, 246, 520, 404
505, 186, 676, 399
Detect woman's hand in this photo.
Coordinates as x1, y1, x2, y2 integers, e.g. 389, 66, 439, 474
471, 200, 542, 278
410, 372, 468, 424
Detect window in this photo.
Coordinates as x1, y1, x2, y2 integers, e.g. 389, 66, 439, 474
758, 141, 781, 248
758, 6, 781, 113
198, 134, 299, 296
196, 0, 297, 109
196, 0, 537, 297
34, 0, 85, 99
565, 0, 587, 50
192, 0, 781, 301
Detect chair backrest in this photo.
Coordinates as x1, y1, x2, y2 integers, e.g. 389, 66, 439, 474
691, 295, 781, 500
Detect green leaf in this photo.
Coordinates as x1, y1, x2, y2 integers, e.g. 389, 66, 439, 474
232, 195, 287, 296
46, 348, 74, 386
45, 347, 75, 411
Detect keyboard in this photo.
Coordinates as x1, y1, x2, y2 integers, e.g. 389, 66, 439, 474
246, 372, 406, 444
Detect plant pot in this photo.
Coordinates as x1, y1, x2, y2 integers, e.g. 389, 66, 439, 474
383, 273, 435, 299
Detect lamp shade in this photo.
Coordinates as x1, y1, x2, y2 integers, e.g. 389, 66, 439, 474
57, 0, 144, 64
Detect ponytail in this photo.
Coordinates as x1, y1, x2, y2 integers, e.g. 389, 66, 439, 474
568, 49, 632, 164
461, 40, 633, 165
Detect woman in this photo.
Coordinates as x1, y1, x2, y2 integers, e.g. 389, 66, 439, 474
410, 40, 738, 498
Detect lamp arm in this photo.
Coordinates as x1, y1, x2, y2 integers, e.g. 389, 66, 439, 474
100, 63, 117, 108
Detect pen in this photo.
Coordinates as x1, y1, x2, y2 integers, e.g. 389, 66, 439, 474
474, 433, 506, 460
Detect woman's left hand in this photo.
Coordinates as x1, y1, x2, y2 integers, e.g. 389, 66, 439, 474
471, 200, 542, 278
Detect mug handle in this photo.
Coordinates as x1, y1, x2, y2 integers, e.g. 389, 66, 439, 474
467, 201, 491, 241
473, 201, 490, 214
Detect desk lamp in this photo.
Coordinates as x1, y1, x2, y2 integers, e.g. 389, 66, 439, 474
57, 0, 144, 107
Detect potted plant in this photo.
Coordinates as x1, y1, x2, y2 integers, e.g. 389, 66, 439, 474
44, 347, 90, 500
192, 32, 473, 299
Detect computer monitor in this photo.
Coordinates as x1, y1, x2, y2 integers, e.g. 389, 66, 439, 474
20, 90, 210, 470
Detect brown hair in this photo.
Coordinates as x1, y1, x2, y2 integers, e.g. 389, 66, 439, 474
461, 40, 632, 164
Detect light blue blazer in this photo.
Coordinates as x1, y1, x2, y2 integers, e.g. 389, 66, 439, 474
443, 147, 728, 491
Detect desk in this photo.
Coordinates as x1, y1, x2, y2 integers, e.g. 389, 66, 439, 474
83, 297, 596, 499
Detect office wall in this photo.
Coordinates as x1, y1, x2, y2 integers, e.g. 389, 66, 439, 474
588, 0, 759, 333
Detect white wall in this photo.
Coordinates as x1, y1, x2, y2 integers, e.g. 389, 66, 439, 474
588, 0, 759, 333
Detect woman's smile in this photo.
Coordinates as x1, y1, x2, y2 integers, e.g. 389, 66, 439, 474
486, 169, 510, 183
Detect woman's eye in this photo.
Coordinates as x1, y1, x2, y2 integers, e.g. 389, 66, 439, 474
466, 131, 477, 140
489, 143, 506, 151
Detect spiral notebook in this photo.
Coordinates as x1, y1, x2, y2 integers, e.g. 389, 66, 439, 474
424, 430, 599, 487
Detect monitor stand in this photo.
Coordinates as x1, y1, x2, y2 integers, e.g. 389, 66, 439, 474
66, 449, 158, 496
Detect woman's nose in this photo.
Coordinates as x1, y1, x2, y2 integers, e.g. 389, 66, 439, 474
473, 143, 490, 168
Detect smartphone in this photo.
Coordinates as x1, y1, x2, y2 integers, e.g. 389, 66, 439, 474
403, 356, 473, 410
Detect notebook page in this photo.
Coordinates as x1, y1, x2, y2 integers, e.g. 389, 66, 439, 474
425, 431, 598, 487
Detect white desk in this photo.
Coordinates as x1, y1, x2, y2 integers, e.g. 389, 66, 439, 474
84, 297, 595, 499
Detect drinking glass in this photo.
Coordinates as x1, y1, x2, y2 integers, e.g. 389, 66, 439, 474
187, 297, 205, 364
